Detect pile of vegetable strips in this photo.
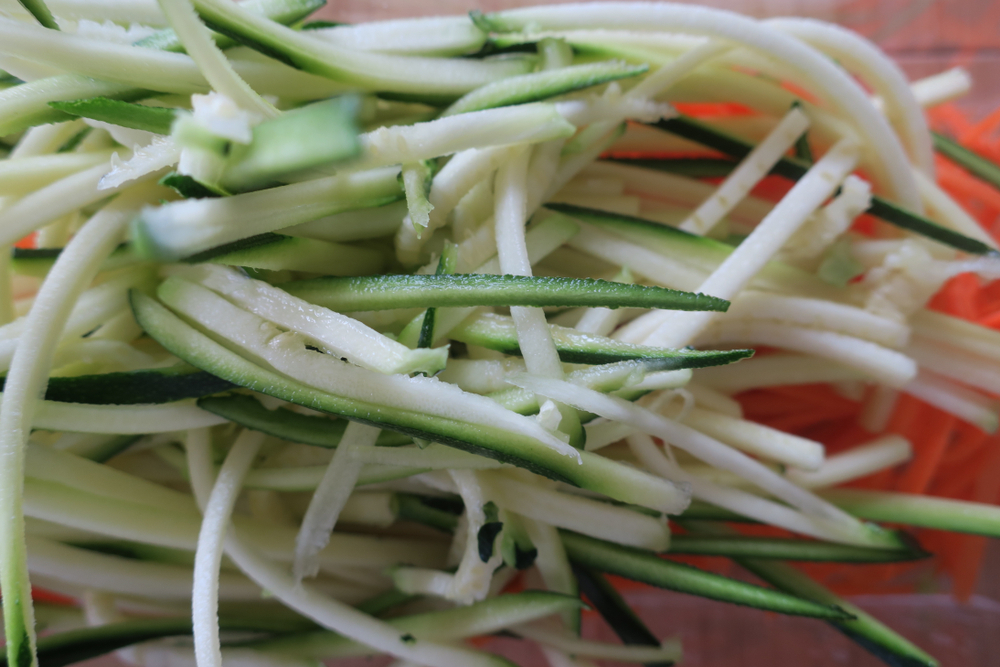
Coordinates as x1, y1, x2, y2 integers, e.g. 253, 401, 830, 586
3, 0, 1000, 665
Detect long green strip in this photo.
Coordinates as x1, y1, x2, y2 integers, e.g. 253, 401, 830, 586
450, 312, 753, 367
17, 0, 59, 30
131, 292, 685, 511
48, 98, 178, 135
0, 617, 304, 667
740, 559, 937, 667
0, 365, 234, 405
282, 274, 730, 312
560, 531, 850, 619
933, 131, 1000, 192
196, 394, 412, 448
668, 534, 927, 563
572, 564, 673, 667
685, 490, 1000, 540
652, 116, 996, 256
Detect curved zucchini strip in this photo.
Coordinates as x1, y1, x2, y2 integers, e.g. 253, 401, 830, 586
197, 394, 412, 448
1, 365, 235, 405
131, 291, 686, 513
281, 274, 729, 312
450, 312, 753, 367
560, 531, 850, 620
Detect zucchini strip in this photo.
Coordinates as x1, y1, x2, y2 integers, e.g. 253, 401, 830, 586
5, 366, 235, 405
131, 291, 691, 513
560, 531, 850, 620
572, 564, 672, 666
0, 616, 297, 667
668, 534, 927, 563
449, 312, 752, 367
652, 116, 997, 255
196, 394, 411, 448
249, 591, 583, 659
281, 274, 730, 312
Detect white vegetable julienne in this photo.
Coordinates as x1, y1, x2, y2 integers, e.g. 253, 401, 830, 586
786, 435, 912, 489
192, 428, 266, 667
679, 106, 810, 235
507, 374, 891, 546
158, 0, 278, 119
185, 264, 447, 375
627, 137, 861, 347
293, 422, 380, 581
0, 184, 165, 662
186, 425, 505, 667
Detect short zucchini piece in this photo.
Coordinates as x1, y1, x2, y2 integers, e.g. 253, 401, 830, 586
183, 233, 386, 275
48, 98, 178, 135
282, 274, 729, 312
450, 312, 753, 367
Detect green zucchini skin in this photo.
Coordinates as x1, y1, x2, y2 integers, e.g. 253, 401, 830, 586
0, 616, 308, 667
560, 531, 852, 620
197, 394, 412, 448
667, 534, 928, 563
450, 312, 753, 367
572, 564, 672, 666
0, 366, 234, 405
47, 98, 177, 135
282, 273, 730, 312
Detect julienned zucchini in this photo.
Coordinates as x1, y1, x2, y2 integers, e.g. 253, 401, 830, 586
0, 616, 309, 667
130, 291, 686, 512
11, 245, 140, 278
440, 61, 649, 117
1, 364, 236, 405
572, 564, 672, 666
450, 312, 754, 367
545, 202, 843, 299
48, 98, 178, 135
197, 394, 412, 448
652, 116, 996, 257
667, 534, 927, 563
281, 273, 730, 312
559, 531, 850, 620
183, 233, 386, 275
